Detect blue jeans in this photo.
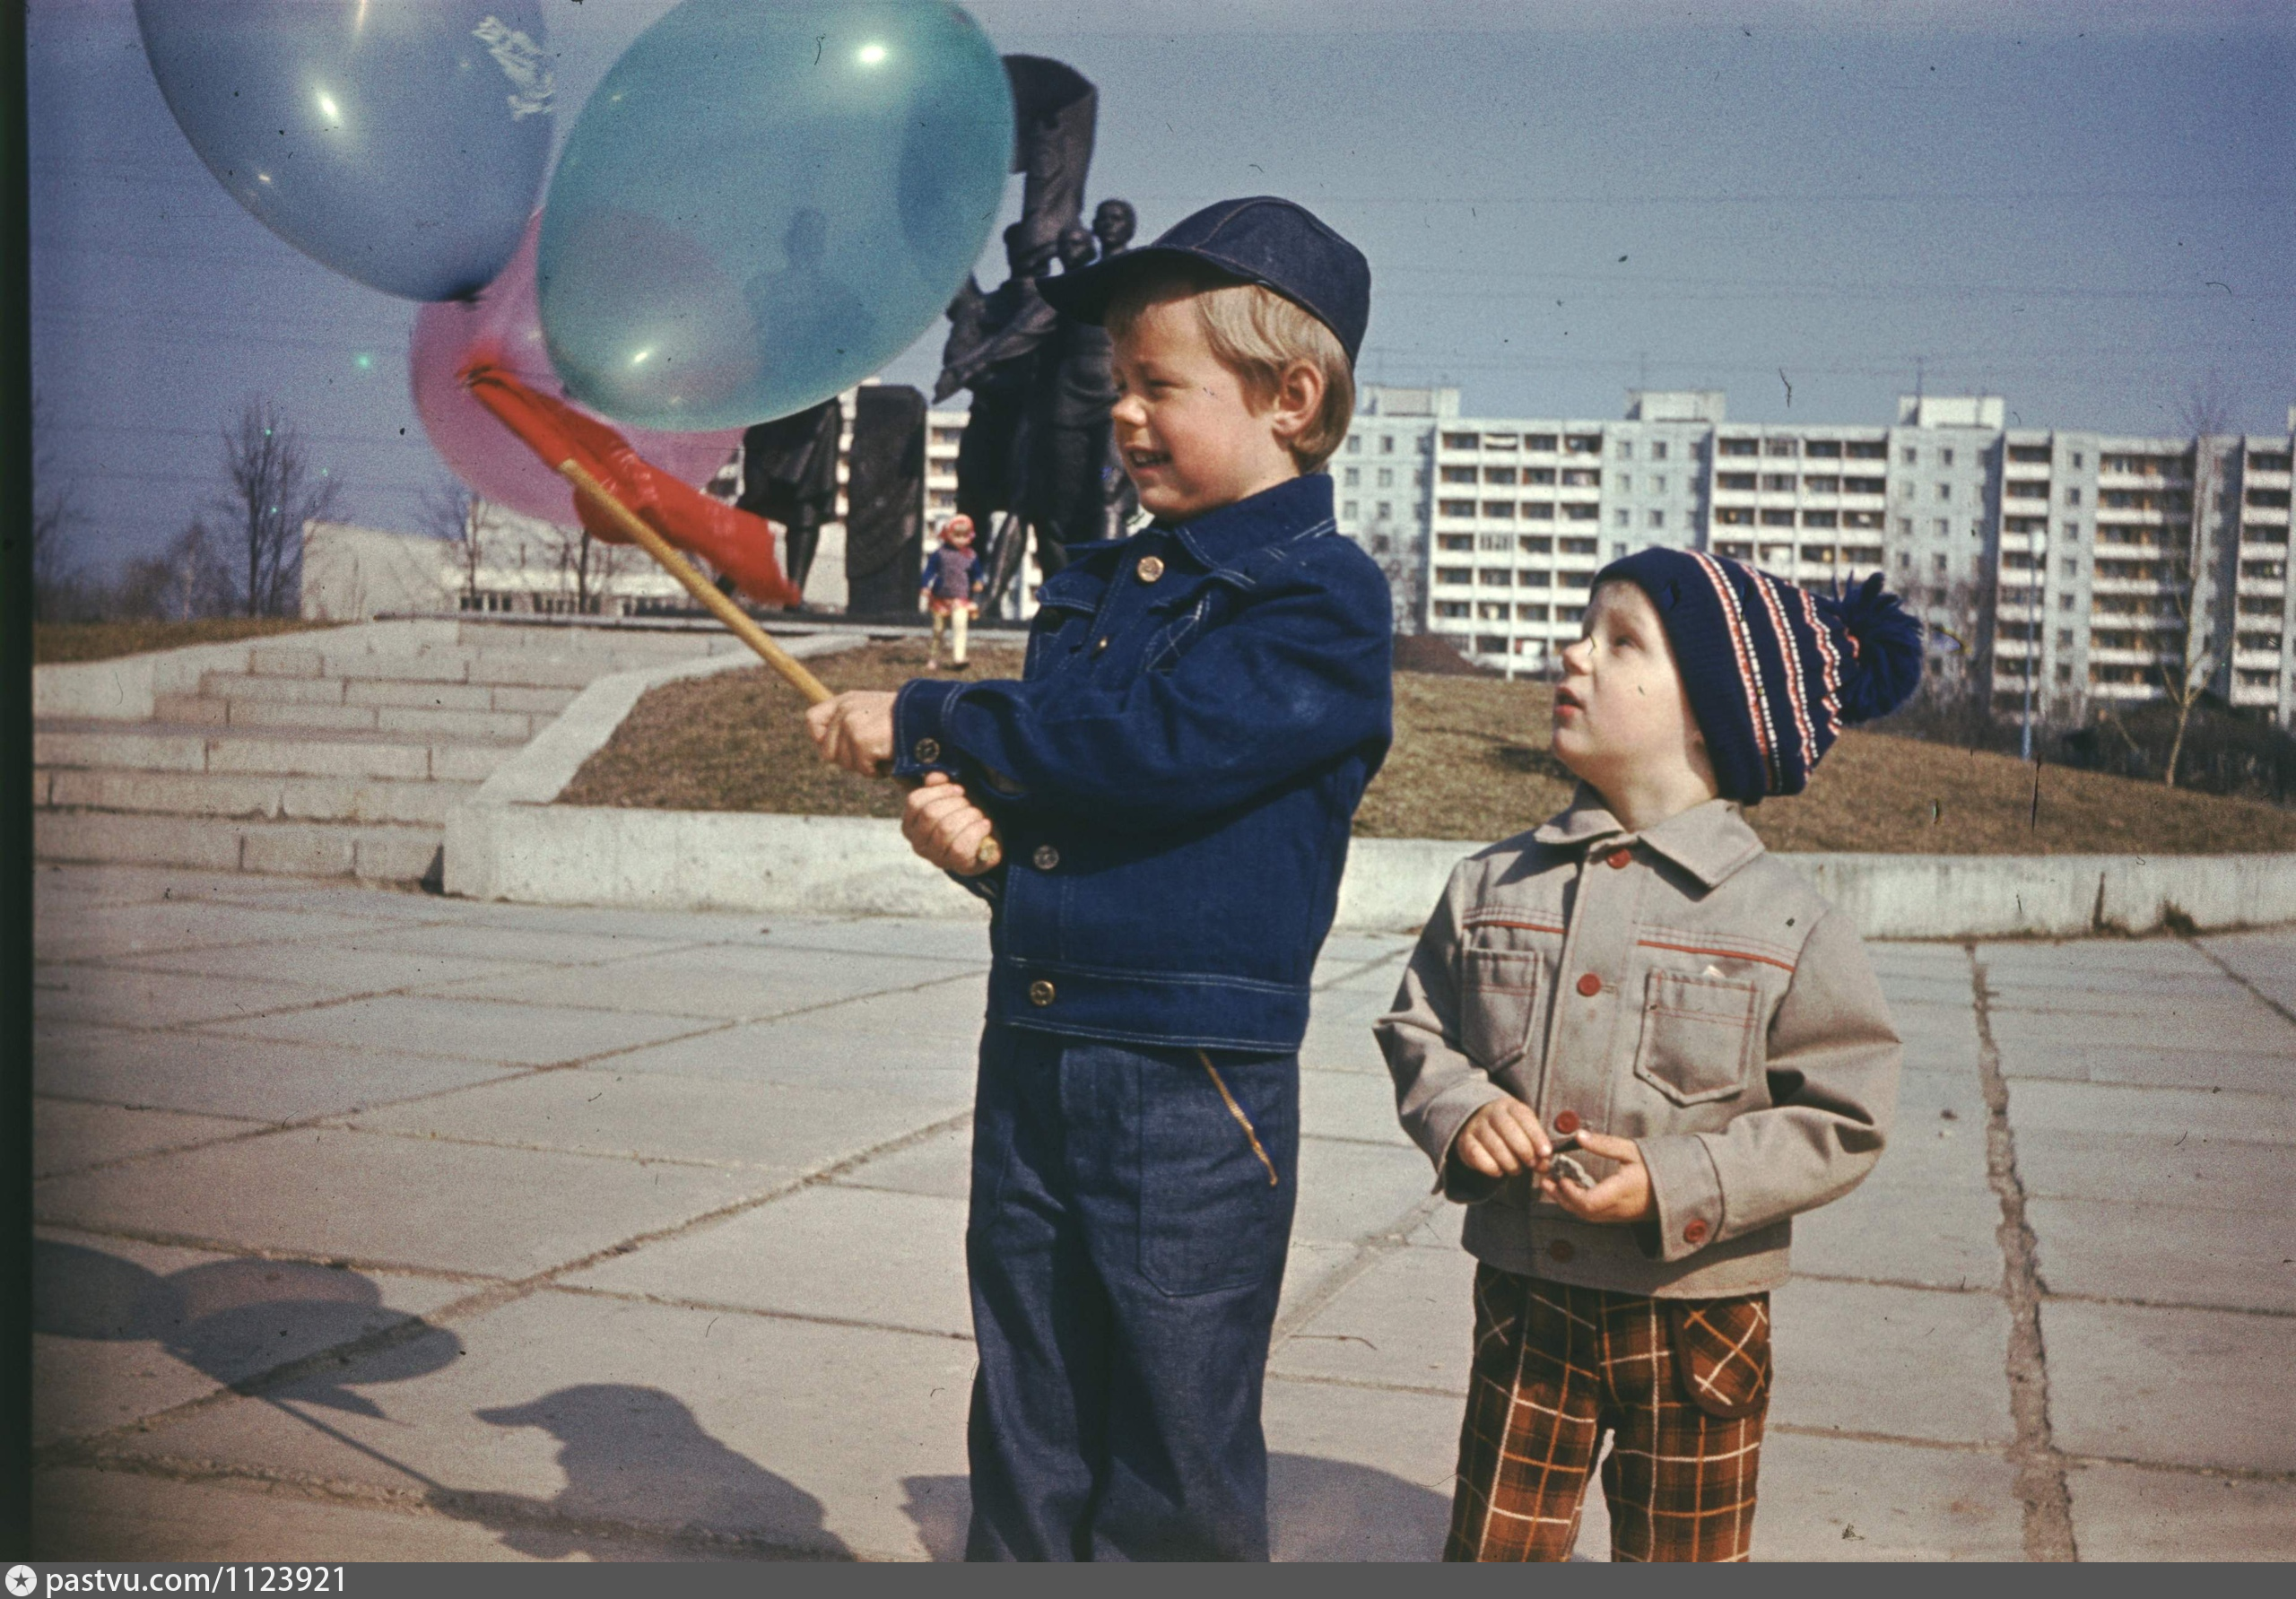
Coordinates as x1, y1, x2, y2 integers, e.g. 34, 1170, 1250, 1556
963, 1024, 1300, 1561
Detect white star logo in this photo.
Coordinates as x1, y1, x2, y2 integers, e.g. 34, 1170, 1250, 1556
6, 1566, 38, 1598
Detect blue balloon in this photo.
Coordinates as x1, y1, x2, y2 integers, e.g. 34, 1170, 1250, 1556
135, 0, 554, 301
538, 0, 1013, 430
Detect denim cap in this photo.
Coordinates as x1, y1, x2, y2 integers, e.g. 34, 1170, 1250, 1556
1038, 196, 1371, 365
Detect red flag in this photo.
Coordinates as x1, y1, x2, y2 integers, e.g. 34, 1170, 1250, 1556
461, 361, 804, 610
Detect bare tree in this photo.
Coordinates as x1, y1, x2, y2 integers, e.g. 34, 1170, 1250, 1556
219, 398, 341, 617
30, 395, 100, 621
114, 521, 238, 621
1363, 512, 1424, 634
542, 519, 639, 614
2158, 378, 2237, 787
418, 476, 486, 606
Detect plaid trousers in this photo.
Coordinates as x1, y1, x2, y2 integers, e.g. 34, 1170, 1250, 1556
1445, 1264, 1772, 1562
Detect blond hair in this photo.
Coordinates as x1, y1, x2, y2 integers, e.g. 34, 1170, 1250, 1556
1105, 259, 1355, 473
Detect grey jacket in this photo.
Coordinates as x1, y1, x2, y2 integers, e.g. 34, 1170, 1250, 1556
1374, 789, 1901, 1298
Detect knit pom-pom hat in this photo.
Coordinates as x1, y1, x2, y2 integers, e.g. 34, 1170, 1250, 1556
1590, 549, 1926, 803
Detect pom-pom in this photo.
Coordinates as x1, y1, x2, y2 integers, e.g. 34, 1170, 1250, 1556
1823, 571, 1925, 725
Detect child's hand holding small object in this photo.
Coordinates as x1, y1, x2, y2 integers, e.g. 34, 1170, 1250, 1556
1538, 1129, 1655, 1224
903, 772, 1001, 876
805, 690, 898, 776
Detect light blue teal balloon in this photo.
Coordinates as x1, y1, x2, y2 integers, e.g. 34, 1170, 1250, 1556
538, 0, 1013, 430
135, 0, 554, 302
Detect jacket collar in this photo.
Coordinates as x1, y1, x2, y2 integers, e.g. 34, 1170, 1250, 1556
1163, 473, 1335, 575
1531, 784, 1767, 889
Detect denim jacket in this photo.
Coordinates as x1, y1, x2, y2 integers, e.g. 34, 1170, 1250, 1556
891, 474, 1394, 1052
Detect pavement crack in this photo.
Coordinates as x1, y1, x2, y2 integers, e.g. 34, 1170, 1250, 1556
2185, 935, 2296, 1030
1271, 1192, 1446, 1346
1969, 943, 2077, 1562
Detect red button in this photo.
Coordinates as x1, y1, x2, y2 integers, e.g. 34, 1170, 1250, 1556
1547, 1239, 1576, 1264
1606, 848, 1632, 869
1576, 972, 1603, 997
1552, 1109, 1582, 1135
1683, 1219, 1710, 1245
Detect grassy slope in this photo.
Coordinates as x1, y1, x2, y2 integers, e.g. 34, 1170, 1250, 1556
32, 619, 342, 665
563, 643, 2296, 855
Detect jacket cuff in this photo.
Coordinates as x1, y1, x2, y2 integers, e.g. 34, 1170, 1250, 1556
891, 678, 968, 780
1636, 1133, 1725, 1263
1416, 1079, 1511, 1201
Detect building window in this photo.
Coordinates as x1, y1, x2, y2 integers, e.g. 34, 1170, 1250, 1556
2063, 557, 2080, 576
1648, 509, 1666, 529
1802, 509, 1838, 528
1484, 433, 1518, 450
1896, 550, 1911, 570
1933, 518, 1951, 536
1438, 534, 1472, 552
1719, 438, 1758, 456
1439, 499, 1475, 517
1377, 501, 1392, 519
1616, 474, 1632, 492
1478, 602, 1509, 621
1342, 500, 1358, 519
1442, 431, 1478, 450
2059, 593, 2075, 611
1380, 435, 1396, 454
1652, 441, 1669, 461
1847, 440, 1887, 459
1617, 439, 1634, 458
1435, 600, 1470, 619
1560, 468, 1601, 487
1558, 605, 1586, 623
1898, 517, 1913, 535
1477, 534, 1512, 552
1517, 604, 1550, 621
1564, 434, 1602, 454
1935, 482, 1952, 501
1901, 447, 1918, 465
1613, 542, 1629, 559
1518, 568, 1552, 587
2066, 486, 2086, 506
2072, 452, 2084, 468
1805, 474, 1840, 493
1484, 500, 1517, 519
1613, 508, 1630, 526
1522, 501, 1555, 520
1941, 448, 1956, 467
1564, 504, 1599, 521
1716, 507, 1752, 525
1652, 476, 1667, 494
1376, 468, 1394, 488
1560, 537, 1599, 555
1345, 436, 1362, 454
1525, 433, 1558, 452
1440, 465, 1475, 484
1762, 474, 1795, 492
1934, 553, 1948, 574
1478, 569, 1513, 587
1845, 476, 1885, 494
1524, 467, 1557, 485
1482, 466, 1516, 485
1760, 509, 1796, 526
1436, 567, 1472, 586
1519, 535, 1552, 555
1765, 438, 1798, 456
1343, 468, 1360, 487
1718, 472, 1756, 491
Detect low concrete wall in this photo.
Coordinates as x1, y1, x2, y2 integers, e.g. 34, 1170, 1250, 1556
33, 620, 463, 721
445, 795, 2296, 939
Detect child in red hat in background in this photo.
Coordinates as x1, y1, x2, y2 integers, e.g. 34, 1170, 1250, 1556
922, 514, 986, 671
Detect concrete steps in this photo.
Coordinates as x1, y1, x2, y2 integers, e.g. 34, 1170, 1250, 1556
33, 618, 745, 888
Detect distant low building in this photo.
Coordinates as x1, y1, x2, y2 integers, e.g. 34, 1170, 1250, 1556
300, 504, 688, 621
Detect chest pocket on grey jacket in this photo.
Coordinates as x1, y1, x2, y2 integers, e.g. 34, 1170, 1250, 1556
1458, 945, 1543, 1074
1633, 970, 1761, 1105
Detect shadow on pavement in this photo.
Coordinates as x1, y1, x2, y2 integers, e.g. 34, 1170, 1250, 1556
33, 1238, 462, 1414
900, 1453, 1451, 1560
466, 1386, 853, 1560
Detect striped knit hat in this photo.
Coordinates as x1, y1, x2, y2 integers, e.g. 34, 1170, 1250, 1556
1591, 550, 1925, 803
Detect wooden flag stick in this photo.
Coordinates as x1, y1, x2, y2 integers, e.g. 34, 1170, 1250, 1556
553, 456, 1003, 873
556, 457, 833, 704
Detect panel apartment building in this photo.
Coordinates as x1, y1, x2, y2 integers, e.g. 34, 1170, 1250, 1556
1331, 386, 2296, 729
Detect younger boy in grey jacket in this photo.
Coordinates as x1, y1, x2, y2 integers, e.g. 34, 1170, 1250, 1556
1376, 549, 1924, 1561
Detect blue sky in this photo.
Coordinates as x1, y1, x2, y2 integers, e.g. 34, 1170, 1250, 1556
30, 0, 2296, 577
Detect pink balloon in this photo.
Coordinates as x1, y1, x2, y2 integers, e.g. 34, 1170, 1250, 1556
410, 214, 741, 525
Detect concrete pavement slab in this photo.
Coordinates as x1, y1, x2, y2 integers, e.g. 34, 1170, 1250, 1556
32, 900, 415, 963
33, 1227, 468, 1444
1269, 1243, 1476, 1394
1875, 974, 1985, 1010
565, 1185, 973, 1339
2004, 1078, 2296, 1143
1992, 1040, 2296, 1094
1977, 939, 2221, 978
604, 1006, 981, 1104
35, 1467, 581, 1562
2017, 1127, 2296, 1210
2028, 1196, 2296, 1313
2067, 1461, 2296, 1561
35, 966, 345, 1029
36, 1127, 774, 1280
1300, 1067, 1413, 1147
1983, 975, 2243, 1015
1770, 1278, 2014, 1447
1275, 1240, 1360, 1326
831, 1122, 972, 1203
1293, 1137, 1442, 1247
2041, 1298, 2296, 1473
1791, 1173, 2005, 1292
2199, 929, 2296, 1017
1260, 1376, 1475, 1561
33, 1100, 259, 1181
340, 922, 705, 967
744, 916, 995, 965
1985, 1002, 2294, 1057
348, 1069, 956, 1177
1751, 1433, 2022, 1560
432, 899, 777, 943
1298, 1014, 1391, 1076
201, 994, 714, 1066
115, 1289, 976, 1560
424, 943, 982, 1024
93, 940, 552, 997
35, 1022, 519, 1123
